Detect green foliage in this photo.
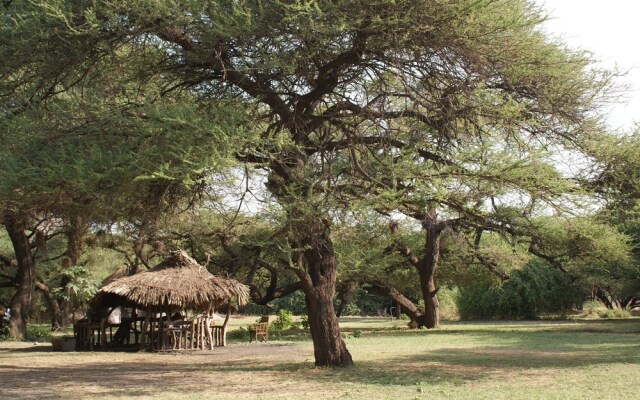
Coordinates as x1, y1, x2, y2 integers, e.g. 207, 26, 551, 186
352, 329, 362, 338
457, 284, 503, 320
0, 0, 630, 362
500, 261, 581, 318
52, 265, 98, 305
458, 260, 582, 320
270, 309, 294, 331
227, 326, 249, 342
351, 289, 394, 316
339, 303, 361, 317
598, 308, 632, 319
582, 300, 605, 316
436, 287, 460, 321
271, 291, 306, 315
300, 314, 310, 330
0, 320, 8, 340
26, 324, 51, 342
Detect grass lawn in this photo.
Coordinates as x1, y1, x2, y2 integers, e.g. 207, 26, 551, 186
1, 318, 638, 399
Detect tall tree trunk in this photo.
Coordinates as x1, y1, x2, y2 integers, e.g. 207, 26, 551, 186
4, 213, 36, 340
59, 216, 86, 328
417, 210, 442, 329
594, 286, 614, 309
294, 222, 353, 367
35, 278, 63, 331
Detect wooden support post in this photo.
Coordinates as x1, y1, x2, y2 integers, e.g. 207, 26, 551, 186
159, 308, 164, 351
221, 301, 232, 347
141, 311, 149, 351
88, 316, 94, 351
206, 317, 213, 350
100, 319, 107, 350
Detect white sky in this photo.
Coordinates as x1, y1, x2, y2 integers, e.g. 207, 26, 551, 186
536, 0, 639, 131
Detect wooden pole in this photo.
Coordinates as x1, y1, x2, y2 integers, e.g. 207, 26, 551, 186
141, 309, 149, 351
88, 315, 93, 351
221, 301, 232, 347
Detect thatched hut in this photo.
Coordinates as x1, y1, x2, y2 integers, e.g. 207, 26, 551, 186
96, 251, 249, 310
81, 250, 249, 351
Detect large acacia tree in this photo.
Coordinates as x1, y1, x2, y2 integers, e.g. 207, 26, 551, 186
1, 0, 611, 365
0, 51, 242, 338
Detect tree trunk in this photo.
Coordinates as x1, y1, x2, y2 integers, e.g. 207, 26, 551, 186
59, 216, 86, 328
418, 272, 439, 328
418, 210, 442, 329
594, 286, 614, 309
35, 278, 63, 331
4, 213, 36, 340
366, 282, 424, 326
295, 222, 353, 367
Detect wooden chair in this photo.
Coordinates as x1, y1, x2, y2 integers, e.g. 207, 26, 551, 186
248, 315, 269, 343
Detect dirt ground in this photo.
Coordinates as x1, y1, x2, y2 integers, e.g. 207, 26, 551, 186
0, 341, 326, 400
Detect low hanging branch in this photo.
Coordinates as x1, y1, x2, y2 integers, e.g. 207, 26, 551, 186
364, 282, 426, 327
462, 229, 510, 282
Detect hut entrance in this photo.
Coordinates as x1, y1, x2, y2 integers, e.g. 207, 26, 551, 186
77, 251, 249, 351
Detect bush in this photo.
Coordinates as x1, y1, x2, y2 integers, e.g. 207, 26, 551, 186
26, 324, 52, 342
300, 314, 310, 330
598, 308, 631, 319
340, 302, 361, 316
270, 309, 294, 331
458, 260, 582, 320
437, 287, 460, 320
580, 300, 605, 318
227, 326, 249, 341
457, 284, 503, 320
0, 322, 8, 340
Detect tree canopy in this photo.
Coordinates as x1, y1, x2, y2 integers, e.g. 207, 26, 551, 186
0, 0, 629, 365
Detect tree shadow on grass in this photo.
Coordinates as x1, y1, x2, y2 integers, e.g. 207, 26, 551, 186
1, 344, 54, 353
216, 328, 640, 388
1, 325, 639, 398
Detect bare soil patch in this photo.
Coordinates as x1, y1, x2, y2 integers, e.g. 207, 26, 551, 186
0, 341, 327, 399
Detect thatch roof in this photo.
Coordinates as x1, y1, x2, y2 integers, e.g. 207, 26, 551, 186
93, 250, 249, 310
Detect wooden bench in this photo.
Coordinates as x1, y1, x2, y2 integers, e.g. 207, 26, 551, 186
248, 316, 269, 343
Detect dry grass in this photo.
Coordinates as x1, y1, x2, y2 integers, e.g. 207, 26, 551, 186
1, 318, 639, 399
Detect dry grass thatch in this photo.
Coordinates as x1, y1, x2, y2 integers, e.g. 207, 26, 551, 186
95, 250, 249, 310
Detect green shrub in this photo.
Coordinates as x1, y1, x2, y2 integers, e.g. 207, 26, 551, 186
300, 314, 310, 330
598, 308, 631, 319
340, 302, 361, 316
289, 321, 302, 330
26, 324, 52, 342
457, 260, 582, 320
227, 326, 249, 341
437, 287, 460, 320
581, 300, 605, 318
0, 322, 8, 340
270, 309, 294, 330
457, 284, 503, 320
352, 329, 363, 338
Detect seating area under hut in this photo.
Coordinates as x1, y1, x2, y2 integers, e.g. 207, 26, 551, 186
76, 250, 249, 351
